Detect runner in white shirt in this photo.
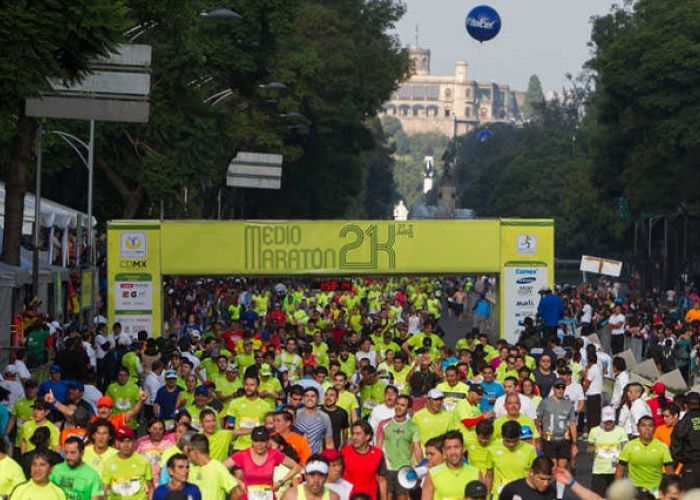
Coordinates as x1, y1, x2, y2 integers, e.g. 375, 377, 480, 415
617, 383, 651, 437
583, 353, 603, 434
0, 366, 25, 411
368, 386, 398, 436
494, 377, 537, 420
611, 357, 630, 410
608, 305, 626, 354
13, 352, 31, 381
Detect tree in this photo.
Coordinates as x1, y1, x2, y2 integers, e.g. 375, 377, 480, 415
588, 0, 700, 215
522, 74, 545, 121
0, 0, 128, 265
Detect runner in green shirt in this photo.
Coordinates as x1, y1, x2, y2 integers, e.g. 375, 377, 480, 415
376, 394, 421, 469
259, 363, 283, 408
102, 428, 153, 500
200, 409, 233, 462
615, 415, 673, 492
588, 406, 628, 496
20, 400, 60, 453
424, 431, 482, 499
359, 367, 387, 418
9, 450, 65, 500
485, 421, 537, 495
106, 368, 141, 429
50, 436, 103, 500
412, 389, 456, 448
121, 345, 143, 383
226, 375, 273, 450
9, 380, 38, 448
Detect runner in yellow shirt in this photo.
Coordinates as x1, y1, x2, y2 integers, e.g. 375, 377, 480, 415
412, 389, 456, 448
0, 439, 25, 497
485, 421, 537, 496
187, 434, 242, 499
102, 428, 153, 500
8, 450, 64, 499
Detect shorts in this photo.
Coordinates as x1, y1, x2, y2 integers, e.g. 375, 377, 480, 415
386, 470, 411, 494
541, 439, 572, 460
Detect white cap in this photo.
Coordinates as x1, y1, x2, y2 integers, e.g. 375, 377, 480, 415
305, 460, 329, 475
190, 330, 201, 340
426, 388, 445, 400
601, 406, 615, 422
4, 365, 18, 375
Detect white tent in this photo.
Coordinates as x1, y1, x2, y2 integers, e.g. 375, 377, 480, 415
0, 181, 95, 235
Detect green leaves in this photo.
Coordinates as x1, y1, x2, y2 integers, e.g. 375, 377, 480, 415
589, 0, 700, 215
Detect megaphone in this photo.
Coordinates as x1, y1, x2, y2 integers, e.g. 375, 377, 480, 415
398, 461, 429, 490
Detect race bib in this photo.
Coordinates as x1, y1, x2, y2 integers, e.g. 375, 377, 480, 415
248, 485, 273, 500
115, 399, 131, 411
240, 417, 258, 429
111, 478, 141, 496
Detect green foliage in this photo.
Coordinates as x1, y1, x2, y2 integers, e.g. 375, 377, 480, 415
522, 74, 545, 121
588, 0, 700, 215
382, 118, 449, 211
0, 0, 129, 114
454, 98, 626, 258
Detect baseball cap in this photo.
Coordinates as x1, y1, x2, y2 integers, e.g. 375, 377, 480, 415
305, 460, 329, 475
49, 364, 62, 373
465, 480, 488, 499
116, 427, 135, 440
321, 449, 342, 462
259, 363, 272, 377
652, 382, 666, 395
251, 426, 269, 442
558, 367, 572, 375
601, 406, 615, 422
190, 330, 201, 340
24, 379, 38, 388
468, 384, 484, 395
67, 381, 84, 391
164, 370, 178, 379
227, 363, 239, 372
3, 365, 17, 375
553, 378, 566, 387
97, 396, 113, 408
427, 389, 445, 400
195, 385, 210, 396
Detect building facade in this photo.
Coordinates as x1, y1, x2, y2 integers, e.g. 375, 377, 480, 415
382, 47, 526, 137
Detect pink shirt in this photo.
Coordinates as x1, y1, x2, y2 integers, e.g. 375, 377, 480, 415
232, 448, 286, 499
136, 434, 176, 479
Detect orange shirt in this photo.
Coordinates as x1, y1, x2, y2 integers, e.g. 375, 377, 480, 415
686, 308, 700, 323
283, 432, 311, 465
60, 427, 87, 447
90, 413, 128, 431
654, 424, 673, 447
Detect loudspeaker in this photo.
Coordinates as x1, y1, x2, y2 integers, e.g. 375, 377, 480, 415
397, 463, 429, 490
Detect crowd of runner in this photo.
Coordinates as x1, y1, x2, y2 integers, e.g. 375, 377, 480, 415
1, 276, 700, 499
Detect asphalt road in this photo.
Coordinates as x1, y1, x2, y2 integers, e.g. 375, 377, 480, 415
438, 306, 595, 488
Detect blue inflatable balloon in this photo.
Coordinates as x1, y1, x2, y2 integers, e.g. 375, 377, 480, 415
476, 129, 494, 143
466, 5, 501, 43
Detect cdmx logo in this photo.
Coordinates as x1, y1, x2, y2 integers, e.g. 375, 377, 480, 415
124, 235, 143, 250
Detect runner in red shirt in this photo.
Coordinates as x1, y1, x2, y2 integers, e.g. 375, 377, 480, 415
341, 420, 387, 499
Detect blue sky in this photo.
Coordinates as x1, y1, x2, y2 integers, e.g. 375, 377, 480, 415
394, 0, 617, 92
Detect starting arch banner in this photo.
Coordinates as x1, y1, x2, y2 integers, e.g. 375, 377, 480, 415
107, 219, 554, 343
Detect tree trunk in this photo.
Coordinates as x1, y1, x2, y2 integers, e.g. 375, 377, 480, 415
1, 108, 36, 266
95, 154, 144, 218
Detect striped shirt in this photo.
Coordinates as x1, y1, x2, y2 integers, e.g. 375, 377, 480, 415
294, 409, 333, 453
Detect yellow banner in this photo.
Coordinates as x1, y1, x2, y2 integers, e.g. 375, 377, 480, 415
107, 222, 162, 337
160, 220, 502, 275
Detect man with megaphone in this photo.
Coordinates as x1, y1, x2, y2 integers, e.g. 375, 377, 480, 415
420, 430, 482, 499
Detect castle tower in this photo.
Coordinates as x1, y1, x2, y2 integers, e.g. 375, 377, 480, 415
408, 25, 430, 76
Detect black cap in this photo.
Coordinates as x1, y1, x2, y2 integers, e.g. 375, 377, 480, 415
251, 426, 269, 442
465, 480, 488, 498
468, 383, 484, 395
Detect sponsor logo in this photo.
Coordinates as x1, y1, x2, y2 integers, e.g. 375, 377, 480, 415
517, 286, 533, 296
516, 276, 537, 284
119, 260, 148, 269
515, 268, 537, 275
467, 17, 497, 29
120, 233, 147, 259
516, 299, 535, 307
517, 234, 536, 255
